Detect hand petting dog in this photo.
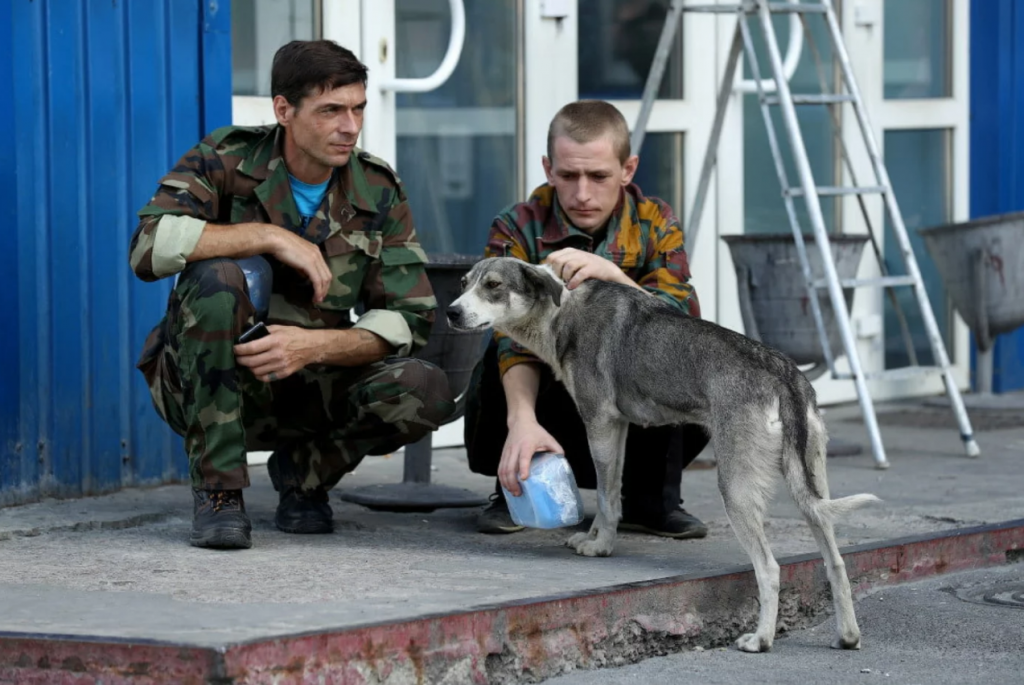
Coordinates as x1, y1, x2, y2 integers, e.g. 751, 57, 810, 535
546, 248, 638, 291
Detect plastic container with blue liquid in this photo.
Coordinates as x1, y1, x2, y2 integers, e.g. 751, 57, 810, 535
501, 452, 585, 529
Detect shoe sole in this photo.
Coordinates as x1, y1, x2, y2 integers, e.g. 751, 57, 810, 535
190, 527, 252, 549
275, 517, 334, 535
618, 522, 708, 540
478, 524, 526, 535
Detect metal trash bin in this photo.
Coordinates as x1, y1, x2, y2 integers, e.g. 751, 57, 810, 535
722, 234, 869, 375
722, 234, 870, 457
339, 253, 491, 512
919, 211, 1024, 405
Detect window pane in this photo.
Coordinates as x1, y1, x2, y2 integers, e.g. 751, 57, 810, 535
633, 132, 684, 222
232, 0, 318, 96
884, 0, 950, 99
744, 13, 837, 235
883, 129, 951, 368
395, 0, 520, 256
579, 0, 683, 100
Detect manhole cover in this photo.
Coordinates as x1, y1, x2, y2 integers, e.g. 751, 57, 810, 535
844, 409, 1024, 432
955, 582, 1024, 609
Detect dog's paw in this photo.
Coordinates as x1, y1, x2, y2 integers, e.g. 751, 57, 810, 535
565, 532, 591, 549
735, 632, 772, 653
567, 534, 614, 557
831, 634, 861, 650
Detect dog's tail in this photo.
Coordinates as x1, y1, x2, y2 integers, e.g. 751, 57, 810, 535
781, 393, 881, 524
812, 493, 882, 522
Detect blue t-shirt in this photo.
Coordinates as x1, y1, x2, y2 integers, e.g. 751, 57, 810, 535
289, 174, 330, 229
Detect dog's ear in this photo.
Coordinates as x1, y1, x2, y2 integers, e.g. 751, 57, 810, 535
523, 264, 562, 307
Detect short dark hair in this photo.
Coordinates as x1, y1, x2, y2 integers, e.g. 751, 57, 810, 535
271, 40, 369, 107
547, 100, 631, 164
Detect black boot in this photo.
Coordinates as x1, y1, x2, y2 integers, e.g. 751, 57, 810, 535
267, 449, 334, 534
276, 485, 334, 534
190, 488, 252, 549
619, 505, 708, 539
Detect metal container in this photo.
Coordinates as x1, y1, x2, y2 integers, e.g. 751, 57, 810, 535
722, 234, 869, 370
413, 253, 490, 411
918, 211, 1024, 352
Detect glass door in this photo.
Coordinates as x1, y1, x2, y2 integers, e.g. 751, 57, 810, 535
391, 0, 524, 256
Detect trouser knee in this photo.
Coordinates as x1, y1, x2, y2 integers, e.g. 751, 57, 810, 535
174, 258, 254, 331
360, 359, 456, 450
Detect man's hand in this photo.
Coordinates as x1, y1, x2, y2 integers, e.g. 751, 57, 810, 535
234, 324, 317, 383
265, 227, 333, 304
188, 222, 333, 304
499, 418, 565, 497
545, 247, 628, 290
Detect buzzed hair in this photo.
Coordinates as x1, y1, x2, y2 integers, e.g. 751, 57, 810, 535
547, 100, 631, 164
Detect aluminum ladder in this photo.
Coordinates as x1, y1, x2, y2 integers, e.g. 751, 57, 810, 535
632, 0, 980, 469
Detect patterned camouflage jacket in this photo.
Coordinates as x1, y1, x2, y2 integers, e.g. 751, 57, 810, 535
485, 183, 700, 375
129, 125, 436, 358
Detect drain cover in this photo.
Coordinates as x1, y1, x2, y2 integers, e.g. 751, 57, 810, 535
955, 582, 1024, 609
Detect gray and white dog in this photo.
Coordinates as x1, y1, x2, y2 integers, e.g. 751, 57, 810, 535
447, 256, 880, 653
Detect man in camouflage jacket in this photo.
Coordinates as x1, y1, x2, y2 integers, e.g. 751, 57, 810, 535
465, 100, 709, 539
130, 40, 454, 549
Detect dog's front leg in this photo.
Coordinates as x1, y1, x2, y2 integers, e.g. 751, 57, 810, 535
567, 418, 628, 557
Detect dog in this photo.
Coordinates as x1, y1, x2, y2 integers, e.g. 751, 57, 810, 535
446, 256, 880, 653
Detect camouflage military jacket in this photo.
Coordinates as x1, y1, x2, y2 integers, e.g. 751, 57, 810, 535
129, 125, 435, 357
485, 183, 700, 375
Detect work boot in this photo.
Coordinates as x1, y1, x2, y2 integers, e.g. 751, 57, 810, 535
190, 488, 252, 549
267, 449, 335, 534
477, 491, 525, 534
619, 506, 708, 539
275, 485, 335, 534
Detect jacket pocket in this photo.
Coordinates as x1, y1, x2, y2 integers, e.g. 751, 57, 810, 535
320, 233, 371, 311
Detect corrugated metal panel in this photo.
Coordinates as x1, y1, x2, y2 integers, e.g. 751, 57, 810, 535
1, 0, 232, 506
969, 0, 1024, 393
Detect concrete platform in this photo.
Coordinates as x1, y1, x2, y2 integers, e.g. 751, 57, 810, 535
1, 399, 1023, 684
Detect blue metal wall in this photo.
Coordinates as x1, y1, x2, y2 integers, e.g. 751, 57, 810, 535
1, 0, 231, 506
970, 0, 1024, 393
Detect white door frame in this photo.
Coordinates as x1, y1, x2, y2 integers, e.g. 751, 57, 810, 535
831, 0, 971, 404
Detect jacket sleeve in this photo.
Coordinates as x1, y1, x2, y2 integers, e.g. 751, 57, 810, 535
635, 202, 702, 319
354, 184, 435, 357
129, 140, 223, 282
484, 216, 543, 376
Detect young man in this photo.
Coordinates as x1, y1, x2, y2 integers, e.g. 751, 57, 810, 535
465, 100, 710, 539
130, 40, 454, 550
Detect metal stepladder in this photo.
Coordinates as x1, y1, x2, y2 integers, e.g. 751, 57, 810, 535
631, 0, 980, 469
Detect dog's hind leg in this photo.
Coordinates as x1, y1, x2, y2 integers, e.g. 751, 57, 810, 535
566, 418, 628, 557
716, 429, 783, 653
785, 410, 862, 650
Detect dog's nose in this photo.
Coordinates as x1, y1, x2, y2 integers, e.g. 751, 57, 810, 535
446, 307, 462, 326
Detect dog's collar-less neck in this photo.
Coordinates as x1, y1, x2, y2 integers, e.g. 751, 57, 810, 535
497, 310, 561, 372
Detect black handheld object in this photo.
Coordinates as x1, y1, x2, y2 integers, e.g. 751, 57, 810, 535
237, 321, 269, 344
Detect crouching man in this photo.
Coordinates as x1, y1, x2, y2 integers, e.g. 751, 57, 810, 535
464, 100, 710, 539
129, 40, 454, 550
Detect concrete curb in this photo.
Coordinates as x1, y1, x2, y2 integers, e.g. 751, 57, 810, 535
2, 520, 1022, 685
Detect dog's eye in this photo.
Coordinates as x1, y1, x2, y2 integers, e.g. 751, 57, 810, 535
485, 280, 501, 290
460, 276, 468, 290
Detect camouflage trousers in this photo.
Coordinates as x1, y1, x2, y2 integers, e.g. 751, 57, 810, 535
136, 258, 455, 491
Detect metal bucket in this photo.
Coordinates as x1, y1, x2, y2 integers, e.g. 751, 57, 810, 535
918, 211, 1024, 353
722, 234, 869, 374
413, 253, 490, 420
340, 252, 491, 514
